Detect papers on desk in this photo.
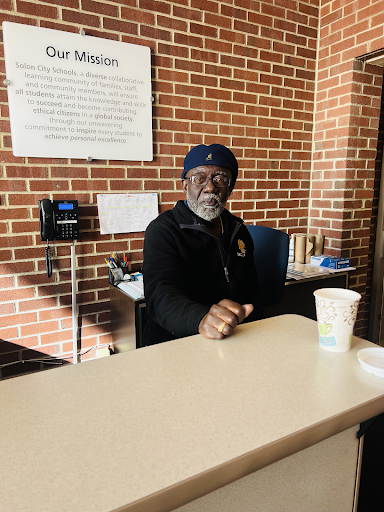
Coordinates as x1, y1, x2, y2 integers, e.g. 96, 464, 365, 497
287, 263, 356, 280
288, 263, 331, 278
117, 280, 144, 300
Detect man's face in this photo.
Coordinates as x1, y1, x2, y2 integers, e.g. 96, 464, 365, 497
182, 165, 233, 222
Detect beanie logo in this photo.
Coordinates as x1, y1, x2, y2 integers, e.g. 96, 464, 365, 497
206, 153, 213, 161
237, 239, 246, 257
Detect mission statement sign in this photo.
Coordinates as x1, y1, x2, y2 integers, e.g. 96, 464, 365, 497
2, 22, 153, 161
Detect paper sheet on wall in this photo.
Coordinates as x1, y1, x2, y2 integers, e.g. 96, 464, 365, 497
97, 193, 158, 234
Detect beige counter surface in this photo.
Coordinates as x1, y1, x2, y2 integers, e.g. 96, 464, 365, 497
1, 314, 384, 512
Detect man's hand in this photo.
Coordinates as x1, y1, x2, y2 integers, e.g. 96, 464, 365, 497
198, 299, 254, 339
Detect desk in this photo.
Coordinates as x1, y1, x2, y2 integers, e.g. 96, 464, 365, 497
110, 272, 349, 351
264, 270, 349, 320
1, 315, 384, 512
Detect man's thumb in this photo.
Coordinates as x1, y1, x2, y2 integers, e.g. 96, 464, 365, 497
242, 303, 254, 319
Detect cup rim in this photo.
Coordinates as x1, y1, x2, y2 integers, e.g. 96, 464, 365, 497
313, 287, 361, 302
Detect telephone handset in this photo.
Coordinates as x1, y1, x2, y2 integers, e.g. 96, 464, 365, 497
39, 199, 79, 241
39, 199, 79, 278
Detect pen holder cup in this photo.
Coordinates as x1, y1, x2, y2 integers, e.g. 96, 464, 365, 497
108, 268, 130, 286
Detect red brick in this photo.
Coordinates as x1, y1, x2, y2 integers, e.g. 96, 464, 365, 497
192, 0, 217, 12
191, 74, 218, 87
139, 0, 170, 14
142, 25, 171, 41
204, 38, 232, 54
17, 0, 58, 17
103, 17, 138, 35
220, 78, 245, 91
221, 55, 246, 68
175, 59, 203, 73
83, 0, 118, 16
190, 49, 218, 63
190, 22, 217, 38
40, 329, 73, 346
0, 326, 18, 339
219, 125, 244, 136
62, 8, 100, 26
158, 69, 189, 83
174, 32, 203, 48
247, 35, 272, 49
20, 320, 59, 337
175, 84, 204, 97
0, 235, 33, 248
205, 88, 232, 101
205, 12, 231, 29
234, 19, 261, 36
158, 44, 188, 59
260, 26, 284, 42
248, 12, 273, 28
109, 180, 143, 191
0, 0, 13, 8
121, 6, 154, 23
10, 221, 39, 234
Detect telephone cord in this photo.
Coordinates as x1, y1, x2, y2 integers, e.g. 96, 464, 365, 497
45, 243, 52, 278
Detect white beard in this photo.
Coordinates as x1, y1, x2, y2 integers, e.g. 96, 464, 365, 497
186, 191, 226, 222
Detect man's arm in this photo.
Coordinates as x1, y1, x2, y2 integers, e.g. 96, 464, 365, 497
143, 218, 210, 339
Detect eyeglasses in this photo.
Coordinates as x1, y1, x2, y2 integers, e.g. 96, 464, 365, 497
184, 174, 232, 188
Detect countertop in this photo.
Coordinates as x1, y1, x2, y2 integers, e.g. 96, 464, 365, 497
1, 314, 384, 512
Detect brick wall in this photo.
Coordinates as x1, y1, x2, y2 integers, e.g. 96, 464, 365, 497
2, 0, 384, 373
0, 0, 319, 373
312, 0, 384, 336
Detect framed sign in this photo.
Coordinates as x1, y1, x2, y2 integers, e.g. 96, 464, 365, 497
2, 22, 153, 161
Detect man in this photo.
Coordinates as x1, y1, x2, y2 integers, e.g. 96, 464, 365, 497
143, 143, 263, 345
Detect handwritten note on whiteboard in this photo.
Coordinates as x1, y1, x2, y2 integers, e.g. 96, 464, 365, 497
97, 193, 158, 234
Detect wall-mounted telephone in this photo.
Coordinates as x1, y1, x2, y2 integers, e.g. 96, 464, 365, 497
39, 199, 79, 241
39, 199, 79, 278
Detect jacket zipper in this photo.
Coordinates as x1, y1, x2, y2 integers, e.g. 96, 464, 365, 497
180, 221, 241, 286
216, 224, 240, 284
222, 222, 241, 284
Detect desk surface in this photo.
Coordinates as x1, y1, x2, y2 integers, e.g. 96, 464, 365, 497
285, 269, 349, 284
1, 315, 384, 512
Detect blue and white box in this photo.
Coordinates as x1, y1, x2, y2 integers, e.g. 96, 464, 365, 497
311, 255, 350, 269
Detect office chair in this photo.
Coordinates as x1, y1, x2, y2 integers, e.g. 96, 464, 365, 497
246, 225, 289, 307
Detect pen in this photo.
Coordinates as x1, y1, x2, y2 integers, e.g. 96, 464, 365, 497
112, 252, 122, 266
109, 258, 117, 268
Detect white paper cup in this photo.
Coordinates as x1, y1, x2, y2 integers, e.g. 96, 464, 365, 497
313, 288, 361, 352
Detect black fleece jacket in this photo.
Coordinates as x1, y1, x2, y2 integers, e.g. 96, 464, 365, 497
142, 200, 263, 345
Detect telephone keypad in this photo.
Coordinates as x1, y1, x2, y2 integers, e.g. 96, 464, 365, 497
53, 201, 79, 240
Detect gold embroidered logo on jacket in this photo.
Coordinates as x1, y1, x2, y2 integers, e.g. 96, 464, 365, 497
237, 239, 246, 257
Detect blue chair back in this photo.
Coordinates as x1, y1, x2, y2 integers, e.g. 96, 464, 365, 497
246, 225, 289, 307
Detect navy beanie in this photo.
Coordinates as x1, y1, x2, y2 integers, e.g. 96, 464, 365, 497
182, 144, 238, 184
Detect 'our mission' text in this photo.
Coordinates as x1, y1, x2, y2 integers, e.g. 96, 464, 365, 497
46, 46, 118, 67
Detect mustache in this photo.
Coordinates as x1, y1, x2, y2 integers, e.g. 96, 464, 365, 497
199, 192, 221, 202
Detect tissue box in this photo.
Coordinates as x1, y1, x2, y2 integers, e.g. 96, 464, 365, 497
310, 255, 350, 269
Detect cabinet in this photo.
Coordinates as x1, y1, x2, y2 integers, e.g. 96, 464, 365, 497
109, 285, 146, 353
